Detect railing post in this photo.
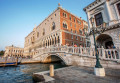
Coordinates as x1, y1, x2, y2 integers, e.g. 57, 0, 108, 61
117, 47, 120, 59
80, 47, 82, 55
66, 46, 69, 53
84, 47, 87, 54
73, 47, 74, 53
102, 46, 105, 59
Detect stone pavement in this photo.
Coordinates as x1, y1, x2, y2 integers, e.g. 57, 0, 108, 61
46, 66, 120, 83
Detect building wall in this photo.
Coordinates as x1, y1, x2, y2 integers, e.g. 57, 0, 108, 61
4, 46, 24, 57
84, 0, 120, 48
24, 7, 88, 56
60, 8, 87, 46
24, 8, 61, 56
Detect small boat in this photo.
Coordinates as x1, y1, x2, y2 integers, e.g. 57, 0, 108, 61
0, 57, 22, 67
6, 62, 16, 64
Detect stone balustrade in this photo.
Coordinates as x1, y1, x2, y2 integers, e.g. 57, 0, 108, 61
33, 46, 120, 62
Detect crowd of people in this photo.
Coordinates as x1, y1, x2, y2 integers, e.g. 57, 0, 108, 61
107, 44, 116, 49
107, 44, 119, 59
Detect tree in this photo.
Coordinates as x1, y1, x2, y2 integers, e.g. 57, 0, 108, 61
0, 50, 4, 56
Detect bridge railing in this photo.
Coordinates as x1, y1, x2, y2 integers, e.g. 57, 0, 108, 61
89, 47, 120, 61
33, 46, 120, 61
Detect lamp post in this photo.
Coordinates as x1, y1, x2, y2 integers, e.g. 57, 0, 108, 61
90, 17, 102, 68
89, 17, 105, 76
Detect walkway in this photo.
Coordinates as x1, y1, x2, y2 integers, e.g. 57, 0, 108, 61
47, 66, 120, 83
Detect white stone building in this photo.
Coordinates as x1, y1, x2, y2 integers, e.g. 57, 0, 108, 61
4, 45, 24, 57
84, 0, 120, 49
24, 6, 88, 57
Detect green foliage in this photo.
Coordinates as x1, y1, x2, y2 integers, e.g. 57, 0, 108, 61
0, 50, 4, 56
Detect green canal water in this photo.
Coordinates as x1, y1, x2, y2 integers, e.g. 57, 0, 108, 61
0, 62, 66, 83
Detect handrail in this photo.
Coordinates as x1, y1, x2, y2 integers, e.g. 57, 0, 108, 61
32, 46, 120, 61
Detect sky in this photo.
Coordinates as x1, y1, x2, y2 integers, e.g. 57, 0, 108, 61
0, 0, 95, 51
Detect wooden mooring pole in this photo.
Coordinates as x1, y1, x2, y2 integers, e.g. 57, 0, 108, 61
16, 57, 18, 66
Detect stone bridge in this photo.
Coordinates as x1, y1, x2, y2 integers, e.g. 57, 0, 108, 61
32, 46, 120, 69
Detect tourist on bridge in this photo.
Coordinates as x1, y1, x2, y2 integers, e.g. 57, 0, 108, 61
107, 46, 111, 58
74, 44, 78, 53
111, 44, 119, 59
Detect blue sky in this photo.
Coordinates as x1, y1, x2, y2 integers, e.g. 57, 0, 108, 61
0, 0, 94, 51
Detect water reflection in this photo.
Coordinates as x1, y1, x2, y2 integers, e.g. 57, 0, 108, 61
0, 62, 66, 83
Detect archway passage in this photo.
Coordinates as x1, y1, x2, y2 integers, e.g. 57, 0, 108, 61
42, 55, 66, 65
96, 34, 114, 49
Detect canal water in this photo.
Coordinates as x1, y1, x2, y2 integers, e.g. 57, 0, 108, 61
0, 63, 66, 83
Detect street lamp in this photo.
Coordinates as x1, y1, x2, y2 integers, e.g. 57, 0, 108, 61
90, 17, 102, 68
89, 17, 105, 76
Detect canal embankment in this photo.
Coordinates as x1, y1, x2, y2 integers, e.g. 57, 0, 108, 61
0, 62, 66, 83
33, 66, 120, 83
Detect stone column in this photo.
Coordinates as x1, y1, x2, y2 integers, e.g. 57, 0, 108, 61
54, 37, 55, 45
102, 46, 106, 59
60, 32, 62, 45
105, 0, 113, 22
48, 39, 49, 47
80, 46, 82, 55
117, 47, 120, 59
86, 11, 91, 32
50, 65, 54, 77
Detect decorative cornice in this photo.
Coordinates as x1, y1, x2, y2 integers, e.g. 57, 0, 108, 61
83, 0, 103, 12
105, 23, 120, 31
91, 7, 104, 15
111, 0, 120, 5
89, 23, 120, 35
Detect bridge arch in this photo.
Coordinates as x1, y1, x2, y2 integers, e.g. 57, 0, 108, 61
41, 54, 68, 65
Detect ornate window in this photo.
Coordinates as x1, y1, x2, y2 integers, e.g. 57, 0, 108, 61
50, 39, 51, 45
117, 3, 120, 15
74, 18, 76, 22
75, 30, 77, 33
76, 36, 78, 40
43, 28, 45, 36
69, 16, 71, 20
63, 13, 64, 16
65, 13, 67, 17
63, 12, 67, 18
63, 22, 67, 28
58, 36, 60, 43
80, 37, 82, 41
71, 35, 73, 39
71, 29, 73, 32
52, 38, 54, 45
79, 30, 83, 35
37, 32, 39, 38
51, 22, 55, 30
55, 37, 56, 44
95, 12, 103, 26
77, 20, 81, 24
